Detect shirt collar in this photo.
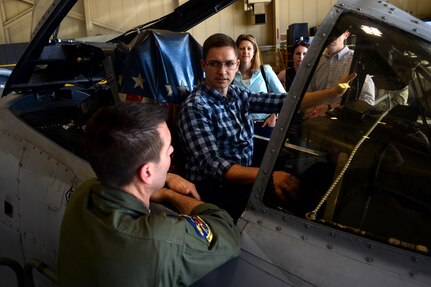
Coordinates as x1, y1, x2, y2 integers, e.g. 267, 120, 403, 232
91, 182, 150, 215
201, 82, 236, 102
324, 45, 350, 60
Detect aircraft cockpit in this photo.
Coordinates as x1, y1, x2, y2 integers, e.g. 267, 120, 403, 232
261, 12, 431, 256
2, 0, 431, 286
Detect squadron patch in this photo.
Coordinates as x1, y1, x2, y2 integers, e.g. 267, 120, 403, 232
180, 215, 213, 243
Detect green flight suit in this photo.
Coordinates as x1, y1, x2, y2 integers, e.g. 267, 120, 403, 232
58, 179, 240, 287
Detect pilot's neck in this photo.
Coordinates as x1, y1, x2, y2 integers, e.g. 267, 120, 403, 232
121, 180, 151, 208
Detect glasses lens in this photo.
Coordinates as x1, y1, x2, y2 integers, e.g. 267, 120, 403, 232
225, 61, 237, 69
206, 61, 237, 70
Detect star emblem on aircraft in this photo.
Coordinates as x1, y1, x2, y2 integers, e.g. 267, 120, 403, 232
132, 73, 145, 89
165, 84, 173, 96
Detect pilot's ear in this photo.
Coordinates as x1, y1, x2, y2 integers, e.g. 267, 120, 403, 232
137, 162, 153, 185
200, 59, 206, 71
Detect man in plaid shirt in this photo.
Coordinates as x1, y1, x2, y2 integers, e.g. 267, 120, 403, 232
177, 33, 299, 221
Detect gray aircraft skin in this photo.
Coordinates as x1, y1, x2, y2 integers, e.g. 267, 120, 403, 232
1, 0, 431, 286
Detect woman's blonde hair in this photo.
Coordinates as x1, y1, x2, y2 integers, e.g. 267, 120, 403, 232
236, 34, 262, 71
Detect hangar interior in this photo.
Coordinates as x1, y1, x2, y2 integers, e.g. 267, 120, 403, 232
0, 0, 430, 73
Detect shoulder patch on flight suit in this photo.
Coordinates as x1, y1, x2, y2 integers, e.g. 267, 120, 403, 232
180, 215, 213, 243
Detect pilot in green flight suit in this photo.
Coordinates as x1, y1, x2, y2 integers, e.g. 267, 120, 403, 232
58, 102, 240, 287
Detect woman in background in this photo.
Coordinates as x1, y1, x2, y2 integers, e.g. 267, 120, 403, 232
233, 34, 286, 138
277, 41, 309, 91
233, 34, 286, 165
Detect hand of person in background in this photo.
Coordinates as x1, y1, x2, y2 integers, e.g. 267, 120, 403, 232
262, 113, 278, 128
333, 72, 357, 97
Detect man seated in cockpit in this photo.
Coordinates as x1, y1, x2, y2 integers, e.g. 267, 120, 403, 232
302, 29, 375, 119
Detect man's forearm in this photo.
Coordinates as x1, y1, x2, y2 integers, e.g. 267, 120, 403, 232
164, 188, 203, 214
224, 164, 259, 185
300, 88, 338, 110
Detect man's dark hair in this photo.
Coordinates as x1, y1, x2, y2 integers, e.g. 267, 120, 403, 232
85, 102, 169, 188
203, 33, 238, 61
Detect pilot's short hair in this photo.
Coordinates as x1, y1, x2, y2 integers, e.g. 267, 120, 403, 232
203, 33, 238, 61
85, 102, 168, 188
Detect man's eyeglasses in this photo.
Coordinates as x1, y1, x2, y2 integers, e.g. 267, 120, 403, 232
205, 60, 238, 70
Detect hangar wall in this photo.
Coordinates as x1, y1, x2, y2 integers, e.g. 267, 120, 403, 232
0, 0, 430, 47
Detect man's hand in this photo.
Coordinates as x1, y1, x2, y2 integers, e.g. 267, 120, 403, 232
165, 173, 201, 200
150, 187, 171, 203
333, 72, 357, 96
150, 187, 202, 215
272, 171, 300, 204
262, 114, 278, 128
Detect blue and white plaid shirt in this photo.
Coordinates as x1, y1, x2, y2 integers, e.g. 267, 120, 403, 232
177, 83, 286, 182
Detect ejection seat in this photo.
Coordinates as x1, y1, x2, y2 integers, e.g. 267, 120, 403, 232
115, 29, 204, 176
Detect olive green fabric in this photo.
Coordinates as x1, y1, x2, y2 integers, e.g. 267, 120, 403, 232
58, 179, 240, 287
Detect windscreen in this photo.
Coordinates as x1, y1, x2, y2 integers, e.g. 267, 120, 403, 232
264, 13, 431, 255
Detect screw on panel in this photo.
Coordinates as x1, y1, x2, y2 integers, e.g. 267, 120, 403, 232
382, 16, 387, 20
329, 231, 335, 238
365, 257, 373, 263
304, 223, 310, 229
257, 220, 262, 225
282, 216, 287, 221
263, 170, 268, 174
367, 244, 374, 249
301, 235, 308, 240
411, 257, 418, 263
409, 271, 415, 278
327, 244, 333, 250
276, 226, 282, 231
357, 8, 362, 11
413, 28, 418, 32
